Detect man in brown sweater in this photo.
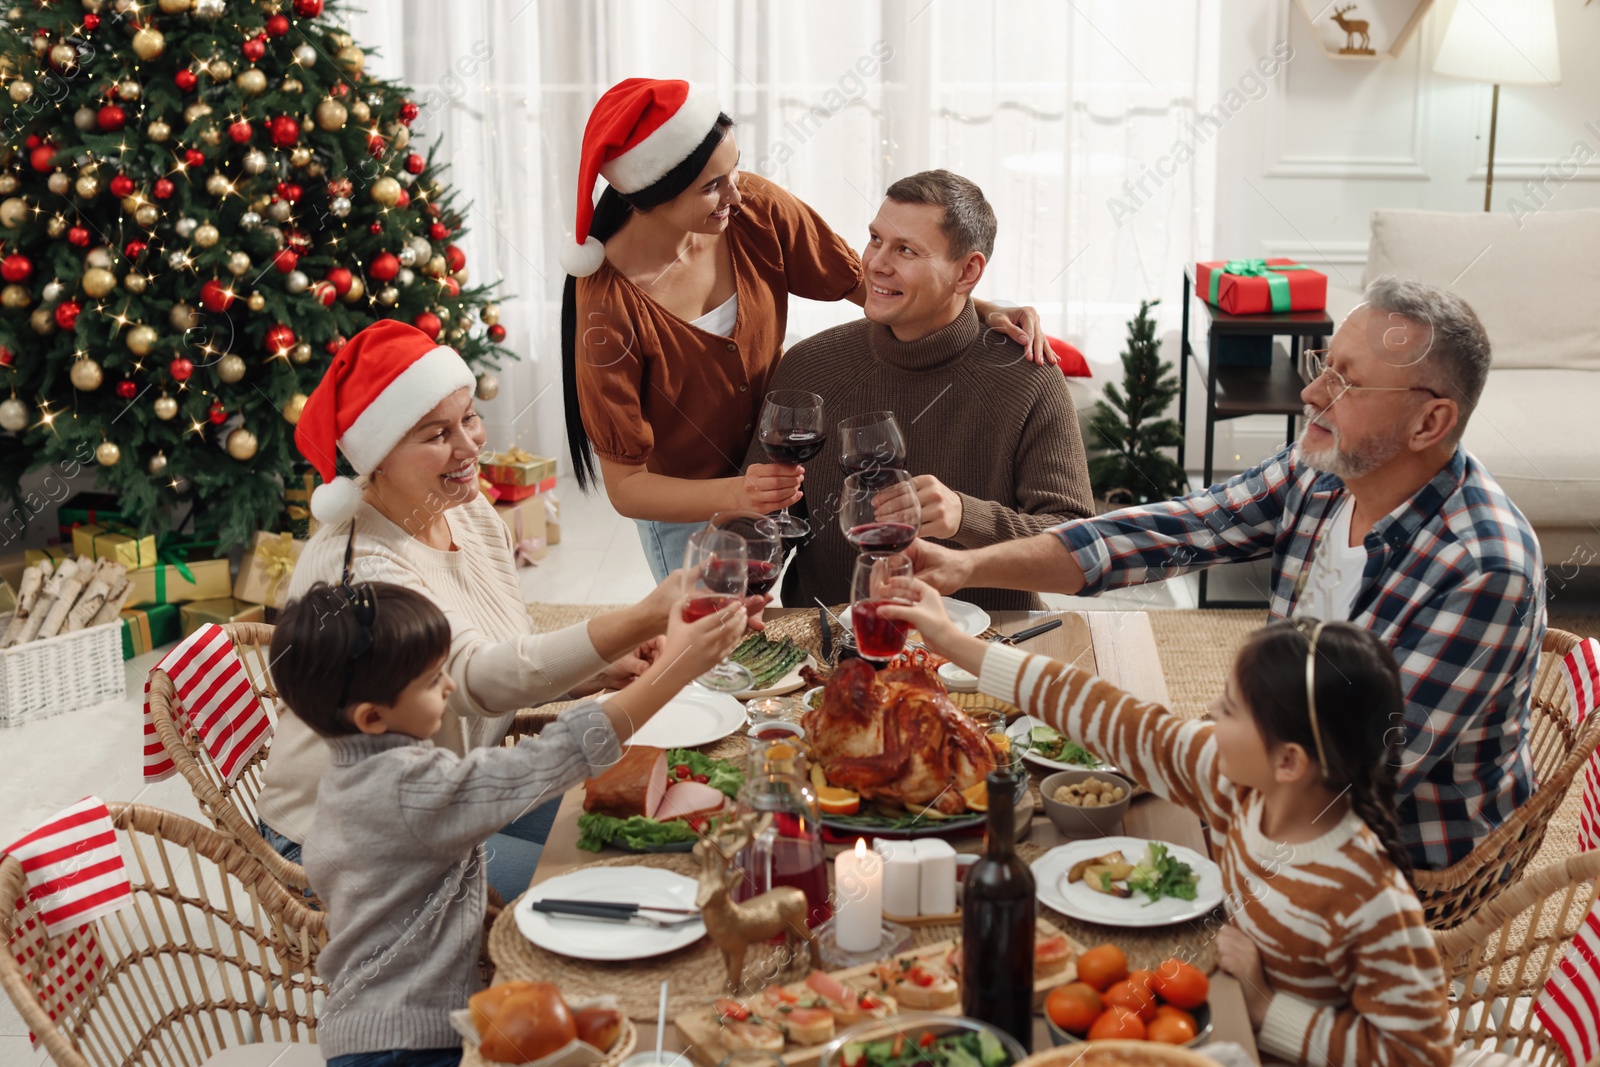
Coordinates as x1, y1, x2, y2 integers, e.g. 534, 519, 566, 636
745, 169, 1093, 611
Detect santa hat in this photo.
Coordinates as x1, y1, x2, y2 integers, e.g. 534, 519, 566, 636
561, 78, 723, 278
295, 320, 477, 525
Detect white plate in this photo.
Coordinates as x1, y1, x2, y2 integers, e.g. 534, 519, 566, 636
619, 687, 746, 749
734, 654, 815, 700
515, 867, 705, 960
841, 597, 991, 637
1006, 715, 1119, 774
1032, 836, 1224, 928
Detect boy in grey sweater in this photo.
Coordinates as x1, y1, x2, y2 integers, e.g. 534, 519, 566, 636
272, 580, 745, 1066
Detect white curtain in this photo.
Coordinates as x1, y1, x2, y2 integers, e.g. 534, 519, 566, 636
342, 0, 1218, 462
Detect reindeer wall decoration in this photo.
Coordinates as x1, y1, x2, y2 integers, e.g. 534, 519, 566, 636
1331, 5, 1374, 55
694, 811, 821, 992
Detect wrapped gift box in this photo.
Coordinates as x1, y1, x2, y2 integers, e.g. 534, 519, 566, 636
72, 524, 158, 571
486, 480, 540, 502
180, 597, 265, 637
478, 476, 502, 504
120, 603, 182, 659
283, 470, 321, 540
126, 557, 232, 605
541, 493, 561, 546
23, 547, 71, 568
493, 496, 547, 566
1196, 258, 1326, 315
56, 491, 125, 541
481, 448, 557, 492
234, 531, 305, 609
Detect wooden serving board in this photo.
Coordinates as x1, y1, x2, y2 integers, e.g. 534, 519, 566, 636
673, 920, 1084, 1067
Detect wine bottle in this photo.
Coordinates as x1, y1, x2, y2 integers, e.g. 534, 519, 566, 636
961, 769, 1035, 1052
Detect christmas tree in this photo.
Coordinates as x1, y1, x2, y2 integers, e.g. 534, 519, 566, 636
1086, 299, 1187, 506
0, 0, 507, 548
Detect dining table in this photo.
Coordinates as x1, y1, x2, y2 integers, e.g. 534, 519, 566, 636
505, 607, 1267, 1065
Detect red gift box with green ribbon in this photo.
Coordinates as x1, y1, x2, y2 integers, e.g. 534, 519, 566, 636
1196, 258, 1326, 315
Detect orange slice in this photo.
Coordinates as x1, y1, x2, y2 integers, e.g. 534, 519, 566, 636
962, 780, 988, 812
817, 786, 861, 816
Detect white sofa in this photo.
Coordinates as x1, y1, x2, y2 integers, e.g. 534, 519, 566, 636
1336, 207, 1600, 569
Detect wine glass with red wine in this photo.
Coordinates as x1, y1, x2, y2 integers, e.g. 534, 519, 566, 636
682, 528, 753, 692
840, 469, 921, 556
708, 510, 784, 599
758, 389, 827, 541
849, 553, 913, 663
838, 410, 907, 489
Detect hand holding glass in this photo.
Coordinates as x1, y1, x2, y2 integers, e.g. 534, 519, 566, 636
709, 510, 784, 597
850, 553, 914, 662
758, 390, 827, 540
840, 469, 920, 556
682, 528, 753, 692
838, 411, 907, 488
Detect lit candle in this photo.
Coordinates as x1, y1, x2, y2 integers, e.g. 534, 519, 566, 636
834, 837, 883, 952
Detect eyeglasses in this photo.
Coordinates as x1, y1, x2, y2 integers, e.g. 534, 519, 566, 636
1300, 349, 1443, 403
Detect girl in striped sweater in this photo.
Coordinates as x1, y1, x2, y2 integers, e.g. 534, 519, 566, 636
882, 581, 1451, 1067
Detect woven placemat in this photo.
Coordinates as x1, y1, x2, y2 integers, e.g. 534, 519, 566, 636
1015, 841, 1221, 975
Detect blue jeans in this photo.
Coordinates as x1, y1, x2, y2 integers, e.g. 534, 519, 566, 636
327, 1049, 462, 1067
635, 519, 703, 583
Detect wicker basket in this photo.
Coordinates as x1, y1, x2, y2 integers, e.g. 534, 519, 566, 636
0, 802, 326, 1067
0, 615, 124, 727
460, 1012, 638, 1067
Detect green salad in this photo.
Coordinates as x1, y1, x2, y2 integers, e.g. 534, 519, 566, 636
575, 748, 742, 852
1127, 841, 1200, 904
840, 1029, 1011, 1067
1025, 723, 1102, 768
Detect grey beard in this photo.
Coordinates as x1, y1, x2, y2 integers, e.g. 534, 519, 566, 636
1297, 412, 1404, 481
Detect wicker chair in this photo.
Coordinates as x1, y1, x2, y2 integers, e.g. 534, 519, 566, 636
0, 802, 326, 1067
1436, 849, 1600, 1066
1416, 627, 1597, 930
145, 621, 315, 901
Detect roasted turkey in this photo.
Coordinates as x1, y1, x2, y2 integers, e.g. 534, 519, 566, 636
801, 658, 997, 814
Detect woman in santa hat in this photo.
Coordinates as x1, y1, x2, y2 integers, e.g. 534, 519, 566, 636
561, 79, 1050, 581
255, 320, 760, 898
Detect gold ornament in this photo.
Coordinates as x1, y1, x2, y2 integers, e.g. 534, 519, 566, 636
370, 176, 401, 207
336, 45, 364, 77
481, 303, 500, 326
388, 123, 410, 151
205, 173, 229, 196
0, 396, 28, 432
183, 101, 211, 124
194, 223, 219, 248
217, 353, 245, 382
120, 194, 139, 213
95, 441, 121, 467
0, 197, 28, 228
169, 304, 198, 330
300, 116, 314, 133
289, 342, 311, 364
423, 254, 447, 279
81, 266, 116, 297
377, 286, 399, 306
207, 58, 233, 82
86, 248, 111, 269
331, 32, 353, 48
135, 203, 159, 228
117, 79, 141, 102
227, 251, 250, 275
314, 98, 347, 131
200, 126, 222, 147
70, 357, 104, 391
74, 172, 99, 199
7, 80, 31, 103
0, 284, 29, 309
147, 451, 168, 475
47, 172, 70, 196
235, 69, 266, 95
131, 26, 165, 61
340, 275, 365, 303
349, 100, 370, 124
124, 272, 148, 294
147, 119, 171, 143
281, 77, 302, 94
290, 145, 312, 168
154, 393, 178, 420
158, 0, 193, 12
29, 306, 55, 334
126, 324, 158, 355
247, 291, 265, 311
475, 372, 500, 401
46, 216, 67, 238
0, 174, 16, 195
281, 392, 307, 424
307, 160, 325, 178
50, 43, 76, 70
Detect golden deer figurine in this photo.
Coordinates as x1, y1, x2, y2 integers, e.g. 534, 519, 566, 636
1331, 5, 1373, 54
694, 811, 821, 992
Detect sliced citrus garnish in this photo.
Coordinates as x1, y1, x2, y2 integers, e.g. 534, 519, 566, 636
961, 781, 988, 812
817, 786, 860, 815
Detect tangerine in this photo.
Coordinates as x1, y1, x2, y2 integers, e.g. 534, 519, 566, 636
1104, 977, 1158, 1022
1147, 1013, 1198, 1044
1045, 982, 1103, 1035
1087, 1005, 1146, 1041
1075, 944, 1129, 992
816, 786, 860, 816
961, 780, 988, 812
1151, 958, 1209, 1010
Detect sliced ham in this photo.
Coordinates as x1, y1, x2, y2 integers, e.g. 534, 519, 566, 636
654, 780, 726, 821
582, 747, 667, 818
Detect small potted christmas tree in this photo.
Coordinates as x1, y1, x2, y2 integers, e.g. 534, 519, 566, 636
1086, 299, 1187, 508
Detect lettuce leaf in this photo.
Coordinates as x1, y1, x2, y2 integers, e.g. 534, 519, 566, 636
576, 813, 699, 852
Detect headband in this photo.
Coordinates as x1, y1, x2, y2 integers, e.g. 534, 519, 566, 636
1301, 620, 1332, 778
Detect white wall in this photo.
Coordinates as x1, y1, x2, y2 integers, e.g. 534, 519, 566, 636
1198, 0, 1600, 473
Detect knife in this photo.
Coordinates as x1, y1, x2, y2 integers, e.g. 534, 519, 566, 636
996, 619, 1063, 646
535, 899, 699, 915
529, 900, 701, 927
817, 603, 835, 665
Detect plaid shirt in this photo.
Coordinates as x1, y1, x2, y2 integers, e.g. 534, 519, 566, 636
1055, 445, 1545, 870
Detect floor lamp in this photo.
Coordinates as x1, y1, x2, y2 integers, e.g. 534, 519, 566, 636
1433, 0, 1562, 212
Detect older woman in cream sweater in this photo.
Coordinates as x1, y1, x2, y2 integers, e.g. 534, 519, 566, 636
257, 321, 747, 899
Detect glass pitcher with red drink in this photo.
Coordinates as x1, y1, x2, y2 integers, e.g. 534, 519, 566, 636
730, 738, 831, 929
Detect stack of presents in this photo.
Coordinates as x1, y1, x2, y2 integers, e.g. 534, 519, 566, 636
0, 450, 562, 668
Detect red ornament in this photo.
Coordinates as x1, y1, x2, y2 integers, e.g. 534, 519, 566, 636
271, 248, 299, 273
293, 0, 323, 16
54, 300, 81, 330
265, 324, 296, 354
116, 380, 137, 400
443, 276, 460, 297
324, 266, 353, 295
265, 13, 290, 36
412, 311, 442, 340
269, 115, 299, 148
325, 335, 345, 355
208, 399, 227, 425
242, 36, 266, 62
395, 188, 410, 210
82, 12, 99, 30
286, 228, 312, 251
310, 280, 336, 306
429, 221, 448, 240
445, 245, 466, 273
330, 82, 349, 98
96, 104, 126, 132
184, 149, 206, 170
369, 221, 383, 234
0, 346, 11, 367
368, 252, 400, 282
405, 153, 425, 175
366, 133, 385, 158
487, 323, 507, 343
200, 279, 234, 312
67, 226, 90, 247
109, 174, 135, 197
228, 120, 253, 144
275, 182, 303, 203
399, 100, 419, 124
168, 357, 194, 382
24, 134, 40, 150
29, 144, 56, 172
124, 240, 147, 260
0, 254, 32, 283
326, 177, 353, 198
175, 68, 198, 92
153, 178, 175, 199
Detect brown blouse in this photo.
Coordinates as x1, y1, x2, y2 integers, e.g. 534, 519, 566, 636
574, 173, 862, 480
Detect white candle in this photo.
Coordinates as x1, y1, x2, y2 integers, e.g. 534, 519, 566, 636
834, 838, 883, 952
875, 838, 921, 918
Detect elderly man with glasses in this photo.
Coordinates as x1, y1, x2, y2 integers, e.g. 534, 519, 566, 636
911, 275, 1544, 872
